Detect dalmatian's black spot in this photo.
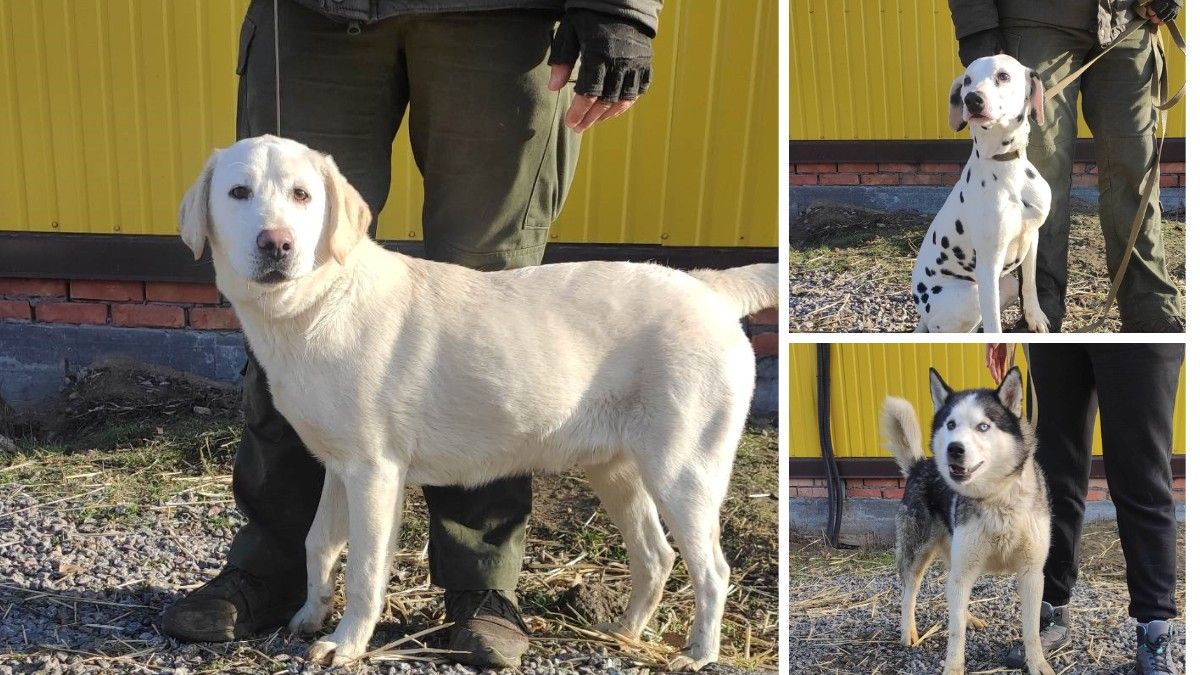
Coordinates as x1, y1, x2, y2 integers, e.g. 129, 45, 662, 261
917, 282, 927, 293
953, 247, 965, 260
924, 303, 931, 313
941, 236, 949, 248
992, 173, 998, 181
975, 149, 980, 159
942, 270, 975, 281
936, 253, 948, 265
920, 293, 929, 303
950, 91, 961, 105
926, 267, 935, 277
912, 293, 920, 305
931, 286, 942, 294
966, 169, 972, 182
959, 192, 965, 204
955, 219, 964, 234
1025, 168, 1036, 178
980, 180, 985, 188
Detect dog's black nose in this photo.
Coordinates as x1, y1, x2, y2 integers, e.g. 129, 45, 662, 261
964, 92, 984, 115
256, 229, 293, 261
947, 442, 965, 459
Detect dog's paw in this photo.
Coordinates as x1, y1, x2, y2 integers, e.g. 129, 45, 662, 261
1027, 658, 1056, 675
942, 664, 965, 675
1024, 307, 1051, 333
667, 646, 717, 672
288, 601, 330, 635
307, 635, 365, 667
966, 612, 987, 630
902, 624, 920, 646
592, 621, 637, 640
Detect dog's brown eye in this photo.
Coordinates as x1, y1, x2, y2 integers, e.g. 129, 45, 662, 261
293, 187, 310, 203
997, 71, 1010, 83
977, 423, 990, 432
947, 420, 957, 430
229, 186, 251, 200
963, 76, 971, 86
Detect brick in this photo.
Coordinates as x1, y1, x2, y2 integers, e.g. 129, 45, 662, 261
882, 488, 905, 499
919, 161, 961, 174
1085, 490, 1107, 501
862, 478, 901, 487
36, 302, 107, 325
70, 280, 143, 302
189, 307, 241, 330
0, 299, 31, 321
146, 282, 220, 304
112, 303, 185, 328
879, 162, 918, 173
940, 174, 960, 186
1159, 174, 1179, 188
750, 332, 778, 357
846, 488, 883, 499
792, 487, 828, 498
818, 173, 859, 186
1172, 478, 1185, 489
0, 278, 67, 298
749, 307, 778, 326
790, 173, 818, 186
791, 478, 818, 487
794, 162, 838, 173
1072, 174, 1098, 187
1160, 162, 1186, 174
862, 173, 899, 186
838, 162, 877, 173
901, 173, 943, 186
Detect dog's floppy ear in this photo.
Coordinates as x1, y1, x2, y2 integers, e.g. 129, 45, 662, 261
997, 366, 1024, 416
1027, 69, 1044, 125
178, 150, 219, 261
929, 367, 953, 409
947, 74, 967, 132
320, 153, 372, 264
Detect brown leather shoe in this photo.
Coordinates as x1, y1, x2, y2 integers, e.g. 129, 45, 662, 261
161, 566, 304, 642
445, 590, 530, 668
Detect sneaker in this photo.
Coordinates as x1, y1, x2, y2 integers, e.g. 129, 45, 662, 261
1001, 601, 1071, 668
445, 590, 530, 668
1136, 620, 1177, 675
160, 566, 305, 642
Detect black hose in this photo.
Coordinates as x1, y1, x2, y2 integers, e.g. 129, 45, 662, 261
816, 343, 844, 547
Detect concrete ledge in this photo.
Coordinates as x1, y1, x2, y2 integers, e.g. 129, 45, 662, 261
790, 497, 1185, 547
0, 322, 245, 411
790, 185, 1186, 221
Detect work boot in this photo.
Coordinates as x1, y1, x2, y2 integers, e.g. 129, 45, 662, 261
445, 590, 530, 668
161, 566, 305, 642
1001, 602, 1071, 667
1135, 620, 1177, 675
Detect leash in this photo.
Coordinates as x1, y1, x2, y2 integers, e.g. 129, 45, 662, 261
273, 0, 282, 135
1051, 12, 1186, 331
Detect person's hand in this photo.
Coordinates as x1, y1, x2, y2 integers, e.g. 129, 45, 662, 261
547, 9, 653, 133
1144, 0, 1181, 24
985, 343, 1015, 384
957, 28, 1007, 68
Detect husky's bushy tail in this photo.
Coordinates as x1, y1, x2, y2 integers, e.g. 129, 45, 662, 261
881, 397, 924, 476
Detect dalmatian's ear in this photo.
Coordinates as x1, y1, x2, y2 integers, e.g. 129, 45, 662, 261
947, 74, 967, 132
1027, 69, 1044, 125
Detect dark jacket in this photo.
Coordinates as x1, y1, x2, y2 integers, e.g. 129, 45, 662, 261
948, 0, 1169, 46
290, 0, 663, 34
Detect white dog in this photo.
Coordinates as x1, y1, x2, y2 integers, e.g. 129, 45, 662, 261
178, 135, 777, 670
912, 54, 1051, 333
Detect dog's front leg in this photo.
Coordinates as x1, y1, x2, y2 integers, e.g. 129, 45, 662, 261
976, 257, 1004, 333
289, 470, 350, 635
1018, 234, 1050, 332
307, 459, 405, 667
942, 548, 980, 675
1018, 572, 1055, 674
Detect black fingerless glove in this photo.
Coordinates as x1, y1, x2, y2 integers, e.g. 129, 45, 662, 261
1147, 0, 1181, 22
548, 9, 654, 102
957, 28, 1007, 68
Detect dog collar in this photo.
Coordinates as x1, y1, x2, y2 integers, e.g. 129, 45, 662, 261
990, 150, 1021, 161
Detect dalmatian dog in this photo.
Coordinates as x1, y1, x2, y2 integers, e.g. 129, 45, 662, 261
912, 54, 1051, 333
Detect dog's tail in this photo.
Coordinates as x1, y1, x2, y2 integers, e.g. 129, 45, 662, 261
881, 396, 924, 476
689, 263, 778, 316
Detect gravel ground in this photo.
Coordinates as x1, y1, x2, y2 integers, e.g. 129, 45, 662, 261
790, 523, 1186, 674
789, 201, 1186, 333
0, 365, 778, 674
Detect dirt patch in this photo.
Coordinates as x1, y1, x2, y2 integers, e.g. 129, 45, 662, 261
790, 201, 1186, 332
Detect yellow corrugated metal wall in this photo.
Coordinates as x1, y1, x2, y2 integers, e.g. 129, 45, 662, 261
790, 0, 1186, 140
0, 0, 776, 247
789, 343, 1187, 459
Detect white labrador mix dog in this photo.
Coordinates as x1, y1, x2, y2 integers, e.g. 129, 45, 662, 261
178, 135, 777, 670
912, 54, 1051, 333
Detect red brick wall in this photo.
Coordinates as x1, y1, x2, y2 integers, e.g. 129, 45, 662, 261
789, 476, 1186, 503
790, 161, 1186, 189
0, 278, 239, 330
747, 306, 778, 358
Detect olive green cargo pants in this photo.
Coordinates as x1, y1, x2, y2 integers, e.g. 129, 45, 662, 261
1002, 23, 1182, 331
226, 0, 579, 592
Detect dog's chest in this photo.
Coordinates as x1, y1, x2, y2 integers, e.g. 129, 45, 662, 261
962, 500, 1045, 572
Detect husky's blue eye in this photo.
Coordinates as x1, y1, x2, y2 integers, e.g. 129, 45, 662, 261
947, 420, 956, 430
977, 423, 990, 432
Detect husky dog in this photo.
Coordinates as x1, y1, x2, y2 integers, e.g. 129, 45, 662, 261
881, 367, 1054, 675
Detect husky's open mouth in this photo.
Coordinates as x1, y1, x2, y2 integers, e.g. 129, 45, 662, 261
948, 460, 985, 483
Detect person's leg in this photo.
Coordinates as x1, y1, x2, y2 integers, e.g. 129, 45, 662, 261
1080, 28, 1183, 332
1087, 344, 1182, 622
163, 0, 406, 641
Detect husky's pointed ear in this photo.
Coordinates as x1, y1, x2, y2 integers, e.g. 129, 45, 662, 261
1027, 69, 1045, 125
320, 152, 372, 264
997, 366, 1024, 416
929, 367, 953, 409
178, 151, 219, 261
947, 74, 967, 132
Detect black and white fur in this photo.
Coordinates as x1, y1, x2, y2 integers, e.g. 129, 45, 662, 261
912, 55, 1051, 333
881, 368, 1053, 675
